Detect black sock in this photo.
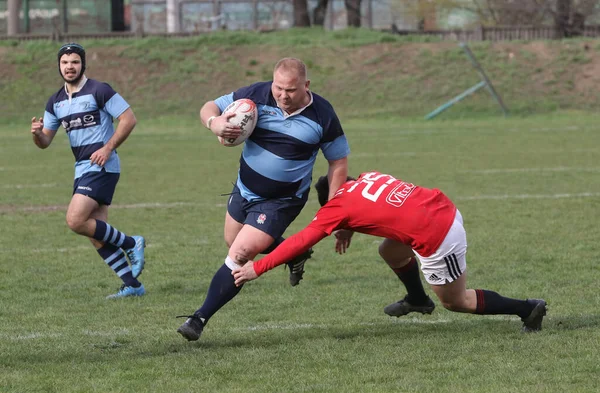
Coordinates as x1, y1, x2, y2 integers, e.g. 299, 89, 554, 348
261, 237, 284, 254
475, 289, 532, 318
196, 264, 243, 322
391, 257, 428, 304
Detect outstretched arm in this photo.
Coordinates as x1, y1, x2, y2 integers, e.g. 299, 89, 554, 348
232, 226, 328, 286
327, 156, 353, 253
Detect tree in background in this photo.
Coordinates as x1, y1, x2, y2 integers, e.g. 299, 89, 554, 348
293, 0, 311, 26
300, 0, 364, 27
345, 0, 362, 26
313, 0, 329, 26
553, 0, 599, 37
394, 0, 600, 36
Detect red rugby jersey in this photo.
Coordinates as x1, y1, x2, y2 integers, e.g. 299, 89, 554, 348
253, 172, 456, 276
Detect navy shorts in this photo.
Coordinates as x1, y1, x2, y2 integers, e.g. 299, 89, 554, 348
73, 170, 120, 206
227, 184, 309, 239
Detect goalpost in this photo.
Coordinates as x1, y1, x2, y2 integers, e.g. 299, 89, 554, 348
425, 42, 509, 120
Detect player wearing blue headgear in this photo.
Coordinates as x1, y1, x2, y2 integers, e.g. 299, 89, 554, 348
29, 43, 147, 299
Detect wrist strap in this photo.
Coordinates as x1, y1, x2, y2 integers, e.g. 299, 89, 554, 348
206, 116, 216, 130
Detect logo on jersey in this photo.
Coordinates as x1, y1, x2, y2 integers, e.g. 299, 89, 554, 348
83, 114, 96, 126
386, 182, 416, 207
428, 273, 443, 282
257, 214, 267, 224
261, 109, 277, 116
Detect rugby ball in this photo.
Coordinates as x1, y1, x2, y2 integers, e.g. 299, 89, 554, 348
218, 99, 258, 147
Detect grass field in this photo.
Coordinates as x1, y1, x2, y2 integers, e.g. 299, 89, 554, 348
1, 113, 600, 392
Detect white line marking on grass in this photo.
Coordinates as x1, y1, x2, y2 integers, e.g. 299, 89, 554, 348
0, 243, 162, 255
0, 332, 64, 340
461, 167, 600, 174
111, 202, 199, 209
0, 201, 204, 213
1, 183, 60, 189
456, 192, 600, 201
384, 317, 451, 325
244, 323, 327, 331
4, 190, 600, 215
352, 152, 420, 158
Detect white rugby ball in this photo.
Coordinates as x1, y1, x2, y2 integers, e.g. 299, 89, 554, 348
218, 98, 258, 147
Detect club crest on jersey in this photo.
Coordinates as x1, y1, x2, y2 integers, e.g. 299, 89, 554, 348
257, 214, 267, 224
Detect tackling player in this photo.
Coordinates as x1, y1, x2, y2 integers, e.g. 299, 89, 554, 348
29, 43, 146, 299
176, 58, 351, 341
232, 172, 547, 333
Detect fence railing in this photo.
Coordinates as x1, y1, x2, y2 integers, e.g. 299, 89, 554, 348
390, 25, 600, 41
3, 24, 600, 42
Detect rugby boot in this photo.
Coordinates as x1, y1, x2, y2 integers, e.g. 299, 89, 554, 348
177, 314, 206, 341
286, 248, 313, 286
384, 295, 436, 317
126, 235, 146, 278
106, 284, 146, 299
521, 299, 547, 332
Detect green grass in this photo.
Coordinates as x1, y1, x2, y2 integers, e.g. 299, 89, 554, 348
1, 113, 600, 392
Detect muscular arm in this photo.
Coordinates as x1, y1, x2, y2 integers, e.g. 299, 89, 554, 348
200, 100, 240, 140
254, 226, 328, 276
326, 156, 348, 200
199, 101, 221, 130
30, 117, 57, 149
89, 108, 136, 167
326, 156, 353, 252
104, 108, 137, 151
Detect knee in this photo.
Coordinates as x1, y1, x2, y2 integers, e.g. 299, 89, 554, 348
65, 214, 84, 233
231, 246, 253, 265
377, 242, 388, 259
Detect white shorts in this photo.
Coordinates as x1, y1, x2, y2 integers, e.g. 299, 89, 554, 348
414, 210, 467, 285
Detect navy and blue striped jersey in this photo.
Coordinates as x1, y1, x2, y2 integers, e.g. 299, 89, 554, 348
43, 78, 130, 179
214, 81, 351, 201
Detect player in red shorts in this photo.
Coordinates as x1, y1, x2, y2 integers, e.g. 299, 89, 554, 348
232, 171, 547, 332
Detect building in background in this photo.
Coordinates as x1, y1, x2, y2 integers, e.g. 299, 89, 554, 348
0, 0, 466, 35
0, 0, 127, 34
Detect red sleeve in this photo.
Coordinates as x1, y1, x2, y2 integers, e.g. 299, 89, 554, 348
253, 226, 328, 276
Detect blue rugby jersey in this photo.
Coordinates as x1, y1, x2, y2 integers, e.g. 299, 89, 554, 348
43, 78, 130, 179
214, 81, 351, 201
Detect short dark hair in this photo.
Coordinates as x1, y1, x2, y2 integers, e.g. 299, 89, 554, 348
314, 175, 356, 207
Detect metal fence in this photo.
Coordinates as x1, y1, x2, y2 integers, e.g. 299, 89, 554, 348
0, 0, 111, 34
4, 0, 600, 42
129, 0, 401, 32
390, 24, 600, 41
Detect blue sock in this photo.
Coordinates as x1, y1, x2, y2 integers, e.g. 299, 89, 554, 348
97, 244, 141, 288
196, 263, 242, 322
93, 220, 136, 249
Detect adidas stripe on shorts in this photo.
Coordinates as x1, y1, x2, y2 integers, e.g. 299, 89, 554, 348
415, 210, 467, 285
